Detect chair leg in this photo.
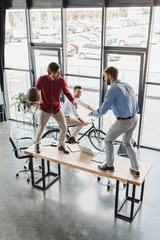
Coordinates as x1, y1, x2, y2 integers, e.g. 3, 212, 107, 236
16, 169, 29, 175
24, 159, 29, 169
33, 164, 42, 170
107, 179, 111, 190
16, 169, 30, 181
97, 176, 101, 182
16, 159, 42, 181
97, 176, 112, 190
27, 170, 31, 182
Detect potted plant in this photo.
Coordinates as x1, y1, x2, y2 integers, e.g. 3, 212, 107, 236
12, 92, 39, 127
12, 92, 39, 112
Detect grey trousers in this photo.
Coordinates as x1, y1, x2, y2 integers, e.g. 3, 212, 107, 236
35, 109, 67, 146
65, 116, 83, 138
105, 114, 139, 170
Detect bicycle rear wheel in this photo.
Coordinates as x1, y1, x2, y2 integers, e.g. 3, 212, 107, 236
88, 129, 106, 152
42, 129, 60, 141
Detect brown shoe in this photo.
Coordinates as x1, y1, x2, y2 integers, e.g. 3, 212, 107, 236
66, 137, 79, 144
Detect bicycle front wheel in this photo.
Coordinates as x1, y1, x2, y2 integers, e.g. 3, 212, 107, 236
88, 129, 106, 152
42, 129, 60, 141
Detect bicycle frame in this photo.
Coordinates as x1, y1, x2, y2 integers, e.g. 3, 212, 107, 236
77, 122, 94, 141
67, 119, 97, 141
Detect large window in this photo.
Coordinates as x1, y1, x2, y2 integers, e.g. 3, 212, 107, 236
30, 9, 62, 82
141, 85, 160, 148
30, 9, 61, 43
66, 8, 102, 77
33, 49, 61, 80
5, 10, 29, 69
5, 10, 30, 120
148, 7, 160, 84
106, 54, 142, 96
106, 7, 150, 48
5, 70, 30, 119
141, 7, 160, 149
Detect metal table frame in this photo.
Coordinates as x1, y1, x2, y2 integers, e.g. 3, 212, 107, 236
115, 180, 145, 222
29, 156, 61, 190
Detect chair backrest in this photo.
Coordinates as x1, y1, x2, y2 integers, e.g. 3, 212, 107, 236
9, 131, 20, 158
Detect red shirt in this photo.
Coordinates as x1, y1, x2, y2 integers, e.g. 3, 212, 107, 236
35, 75, 74, 114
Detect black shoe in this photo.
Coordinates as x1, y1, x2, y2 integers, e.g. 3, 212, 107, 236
58, 146, 69, 154
98, 164, 115, 172
130, 168, 140, 178
66, 137, 79, 144
35, 144, 40, 153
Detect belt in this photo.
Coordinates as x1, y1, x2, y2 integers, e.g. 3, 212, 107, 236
117, 115, 135, 120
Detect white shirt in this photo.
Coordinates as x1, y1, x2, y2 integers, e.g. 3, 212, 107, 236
62, 98, 88, 118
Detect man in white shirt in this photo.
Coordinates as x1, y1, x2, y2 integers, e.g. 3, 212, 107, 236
62, 85, 94, 144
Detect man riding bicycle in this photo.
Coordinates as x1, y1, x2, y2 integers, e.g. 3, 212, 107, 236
62, 85, 94, 144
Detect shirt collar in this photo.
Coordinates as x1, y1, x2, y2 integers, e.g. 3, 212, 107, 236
112, 79, 120, 85
48, 75, 59, 82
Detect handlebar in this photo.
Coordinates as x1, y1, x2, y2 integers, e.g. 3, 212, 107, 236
86, 117, 98, 125
90, 117, 98, 123
68, 117, 98, 128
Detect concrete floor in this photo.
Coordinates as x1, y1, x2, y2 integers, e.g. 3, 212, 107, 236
0, 120, 160, 240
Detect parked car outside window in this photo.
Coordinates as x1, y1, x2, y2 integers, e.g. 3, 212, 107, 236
78, 43, 120, 61
118, 32, 147, 47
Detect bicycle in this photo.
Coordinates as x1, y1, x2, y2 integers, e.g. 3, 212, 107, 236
42, 118, 106, 152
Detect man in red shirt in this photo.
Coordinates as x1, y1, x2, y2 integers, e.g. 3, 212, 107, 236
35, 62, 77, 154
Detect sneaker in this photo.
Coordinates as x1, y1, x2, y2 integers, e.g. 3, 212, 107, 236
98, 164, 115, 172
130, 168, 140, 178
58, 146, 69, 154
66, 137, 79, 144
35, 144, 40, 153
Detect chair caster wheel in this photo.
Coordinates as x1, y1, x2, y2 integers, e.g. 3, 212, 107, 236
39, 166, 42, 169
16, 173, 19, 177
24, 166, 27, 169
27, 178, 30, 182
97, 177, 101, 182
107, 185, 110, 190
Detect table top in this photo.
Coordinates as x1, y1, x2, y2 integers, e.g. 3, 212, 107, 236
25, 142, 152, 186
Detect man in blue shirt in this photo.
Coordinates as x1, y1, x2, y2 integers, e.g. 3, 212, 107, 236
89, 66, 140, 177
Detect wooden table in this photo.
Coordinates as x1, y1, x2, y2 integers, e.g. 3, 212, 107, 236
25, 143, 152, 222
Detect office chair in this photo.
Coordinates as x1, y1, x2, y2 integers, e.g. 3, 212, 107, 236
9, 131, 41, 182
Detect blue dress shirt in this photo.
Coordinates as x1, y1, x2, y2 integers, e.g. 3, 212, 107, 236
92, 80, 139, 118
